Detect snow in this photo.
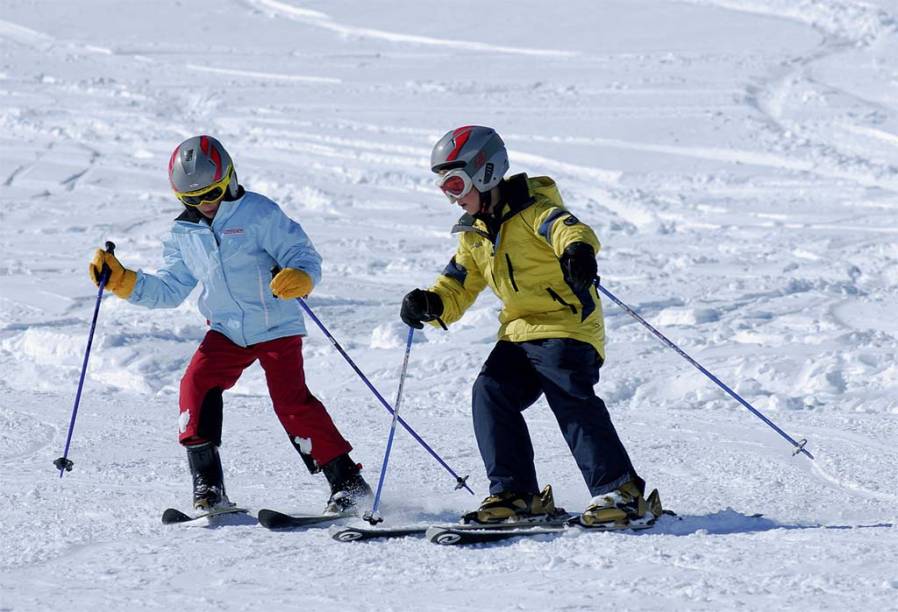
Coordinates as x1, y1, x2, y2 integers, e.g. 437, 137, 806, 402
1, 0, 897, 610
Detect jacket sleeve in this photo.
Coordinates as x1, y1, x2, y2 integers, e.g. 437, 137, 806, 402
531, 203, 601, 258
128, 232, 199, 308
428, 239, 487, 326
260, 204, 322, 288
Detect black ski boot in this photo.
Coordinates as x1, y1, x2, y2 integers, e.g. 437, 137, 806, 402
187, 442, 232, 511
321, 454, 372, 514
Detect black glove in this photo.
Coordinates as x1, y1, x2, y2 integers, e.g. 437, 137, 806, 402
560, 242, 597, 293
400, 289, 444, 329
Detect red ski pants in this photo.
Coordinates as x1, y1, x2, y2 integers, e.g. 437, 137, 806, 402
178, 331, 351, 466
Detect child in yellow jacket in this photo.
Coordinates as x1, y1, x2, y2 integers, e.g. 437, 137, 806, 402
401, 126, 660, 526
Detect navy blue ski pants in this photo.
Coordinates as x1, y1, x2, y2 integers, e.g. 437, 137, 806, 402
472, 339, 640, 497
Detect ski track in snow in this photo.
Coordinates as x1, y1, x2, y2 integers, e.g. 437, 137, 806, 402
185, 63, 343, 84
0, 18, 54, 49
675, 0, 896, 44
1, 0, 897, 610
245, 0, 579, 57
718, 0, 898, 194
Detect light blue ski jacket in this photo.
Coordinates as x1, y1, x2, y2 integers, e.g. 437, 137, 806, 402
128, 190, 320, 347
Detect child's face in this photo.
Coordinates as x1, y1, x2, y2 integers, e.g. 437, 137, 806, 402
196, 197, 223, 218
437, 169, 482, 214
455, 188, 482, 215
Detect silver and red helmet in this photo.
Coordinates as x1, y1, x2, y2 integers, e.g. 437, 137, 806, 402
431, 126, 509, 195
168, 135, 239, 205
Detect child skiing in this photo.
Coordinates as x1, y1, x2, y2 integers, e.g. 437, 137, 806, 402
88, 135, 371, 514
400, 126, 661, 526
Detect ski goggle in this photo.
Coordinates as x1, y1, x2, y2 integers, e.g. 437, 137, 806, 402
175, 166, 232, 206
436, 169, 474, 201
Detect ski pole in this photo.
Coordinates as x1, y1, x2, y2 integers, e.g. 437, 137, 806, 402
54, 241, 116, 477
268, 267, 472, 494
364, 326, 415, 525
594, 278, 814, 460
297, 297, 471, 493
297, 298, 471, 493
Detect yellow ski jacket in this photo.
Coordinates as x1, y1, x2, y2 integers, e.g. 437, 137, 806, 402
429, 173, 606, 360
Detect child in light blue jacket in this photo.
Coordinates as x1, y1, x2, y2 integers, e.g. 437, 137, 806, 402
89, 135, 370, 514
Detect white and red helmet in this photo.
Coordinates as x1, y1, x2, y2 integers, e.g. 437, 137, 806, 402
431, 126, 509, 193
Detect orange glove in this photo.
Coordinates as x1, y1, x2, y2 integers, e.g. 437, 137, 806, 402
270, 268, 313, 299
89, 249, 137, 299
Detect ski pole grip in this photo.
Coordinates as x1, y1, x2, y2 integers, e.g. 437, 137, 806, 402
99, 241, 116, 285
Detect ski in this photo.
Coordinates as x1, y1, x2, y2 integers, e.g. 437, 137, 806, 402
331, 512, 577, 543
427, 511, 678, 545
257, 508, 353, 530
427, 523, 565, 545
331, 524, 427, 542
161, 506, 248, 525
454, 512, 577, 529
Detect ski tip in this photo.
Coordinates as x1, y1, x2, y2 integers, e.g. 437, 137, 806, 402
426, 527, 465, 546
162, 506, 248, 525
257, 508, 289, 529
257, 509, 353, 530
161, 508, 192, 524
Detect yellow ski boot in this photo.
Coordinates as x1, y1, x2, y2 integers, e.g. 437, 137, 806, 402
581, 480, 662, 527
463, 484, 557, 524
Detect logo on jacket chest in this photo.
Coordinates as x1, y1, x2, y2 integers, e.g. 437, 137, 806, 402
222, 228, 245, 236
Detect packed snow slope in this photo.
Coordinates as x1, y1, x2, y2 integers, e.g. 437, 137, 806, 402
1, 0, 897, 610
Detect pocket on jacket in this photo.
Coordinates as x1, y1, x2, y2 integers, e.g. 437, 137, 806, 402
546, 287, 578, 315
504, 254, 520, 292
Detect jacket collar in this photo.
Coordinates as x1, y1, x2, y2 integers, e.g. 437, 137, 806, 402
495, 173, 535, 222
175, 206, 209, 225
174, 186, 246, 225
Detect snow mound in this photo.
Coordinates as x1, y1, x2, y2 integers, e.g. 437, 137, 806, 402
654, 306, 720, 326
369, 321, 427, 349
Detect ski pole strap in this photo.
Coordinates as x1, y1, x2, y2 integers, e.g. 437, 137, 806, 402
296, 298, 474, 493
594, 278, 814, 460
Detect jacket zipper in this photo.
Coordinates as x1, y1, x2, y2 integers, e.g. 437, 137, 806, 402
546, 287, 577, 315
257, 265, 271, 328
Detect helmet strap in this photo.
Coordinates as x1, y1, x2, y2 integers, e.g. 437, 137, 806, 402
479, 186, 502, 215
478, 189, 491, 214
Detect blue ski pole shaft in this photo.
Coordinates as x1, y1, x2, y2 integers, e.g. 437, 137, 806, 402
55, 241, 116, 477
595, 279, 813, 460
296, 298, 473, 493
366, 326, 415, 523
